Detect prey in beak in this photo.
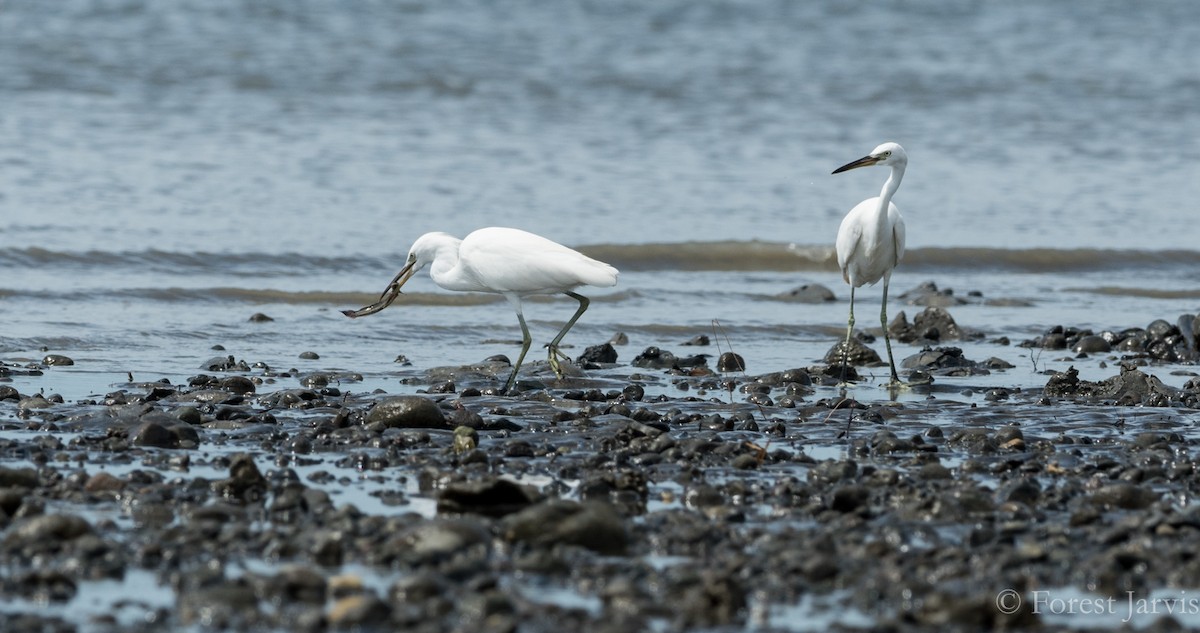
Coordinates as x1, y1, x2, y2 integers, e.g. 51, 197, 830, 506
341, 261, 417, 318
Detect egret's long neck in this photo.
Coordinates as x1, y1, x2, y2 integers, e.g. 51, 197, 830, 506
878, 164, 904, 212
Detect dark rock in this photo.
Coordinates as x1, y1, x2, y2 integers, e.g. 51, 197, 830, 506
219, 375, 256, 394
674, 572, 746, 629
717, 352, 745, 372
17, 394, 54, 410
779, 283, 835, 303
42, 354, 75, 367
200, 356, 250, 372
1043, 365, 1176, 405
632, 347, 678, 369
501, 499, 628, 555
577, 342, 618, 365
1072, 335, 1111, 354
366, 396, 447, 429
824, 338, 880, 367
4, 513, 93, 548
437, 478, 538, 518
1089, 482, 1156, 510
829, 485, 870, 513
131, 416, 200, 449
212, 454, 268, 503
0, 467, 39, 488
898, 281, 968, 307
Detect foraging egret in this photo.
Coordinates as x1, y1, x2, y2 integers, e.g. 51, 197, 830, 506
342, 227, 619, 394
832, 142, 908, 385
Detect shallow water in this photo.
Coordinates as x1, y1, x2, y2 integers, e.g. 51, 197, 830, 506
3, 1, 1199, 404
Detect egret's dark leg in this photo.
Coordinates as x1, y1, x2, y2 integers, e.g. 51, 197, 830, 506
547, 291, 589, 378
504, 309, 533, 395
839, 286, 856, 384
880, 278, 900, 385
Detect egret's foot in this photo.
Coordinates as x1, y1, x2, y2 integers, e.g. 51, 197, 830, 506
545, 345, 573, 379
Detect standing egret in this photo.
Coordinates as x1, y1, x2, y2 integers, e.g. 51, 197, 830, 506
832, 142, 908, 386
342, 227, 619, 394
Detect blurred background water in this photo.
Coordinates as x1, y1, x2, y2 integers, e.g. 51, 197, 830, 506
1, 0, 1199, 400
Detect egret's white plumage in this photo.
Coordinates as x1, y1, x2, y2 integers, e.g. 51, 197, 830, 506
343, 227, 619, 394
832, 142, 908, 385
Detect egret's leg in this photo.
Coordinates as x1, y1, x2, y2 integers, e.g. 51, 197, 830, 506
880, 279, 900, 385
839, 286, 856, 384
546, 292, 589, 379
504, 308, 534, 395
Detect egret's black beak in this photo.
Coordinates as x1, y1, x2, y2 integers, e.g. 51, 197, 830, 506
832, 154, 881, 175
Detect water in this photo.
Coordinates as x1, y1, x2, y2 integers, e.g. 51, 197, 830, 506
2, 0, 1200, 402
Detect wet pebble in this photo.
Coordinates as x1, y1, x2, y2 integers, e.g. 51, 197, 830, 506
42, 354, 75, 367
502, 499, 628, 555
365, 396, 447, 429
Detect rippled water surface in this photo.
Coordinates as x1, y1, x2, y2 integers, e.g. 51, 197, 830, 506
1, 1, 1198, 398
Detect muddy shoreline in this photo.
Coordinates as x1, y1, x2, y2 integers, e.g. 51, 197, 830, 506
3, 313, 1200, 632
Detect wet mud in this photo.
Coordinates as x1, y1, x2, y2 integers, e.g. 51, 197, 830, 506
4, 310, 1200, 632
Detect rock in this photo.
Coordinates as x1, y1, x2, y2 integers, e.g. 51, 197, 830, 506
912, 307, 967, 340
366, 396, 447, 429
0, 467, 39, 488
42, 354, 74, 366
200, 356, 250, 372
1072, 335, 1111, 354
674, 572, 746, 628
391, 518, 491, 564
717, 352, 745, 372
501, 499, 628, 555
900, 346, 989, 376
131, 417, 200, 449
84, 472, 124, 493
248, 312, 274, 322
178, 580, 262, 628
577, 342, 618, 365
4, 514, 93, 548
632, 347, 678, 369
298, 351, 320, 360
778, 283, 835, 303
898, 281, 968, 307
212, 454, 268, 502
219, 375, 257, 394
437, 478, 538, 518
1089, 482, 1156, 510
829, 485, 870, 513
1043, 365, 1176, 405
17, 395, 54, 410
823, 338, 880, 366
329, 594, 391, 628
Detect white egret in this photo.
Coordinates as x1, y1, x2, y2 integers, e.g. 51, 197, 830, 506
832, 142, 908, 386
342, 227, 619, 394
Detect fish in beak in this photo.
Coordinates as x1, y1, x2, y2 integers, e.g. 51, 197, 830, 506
341, 260, 418, 318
